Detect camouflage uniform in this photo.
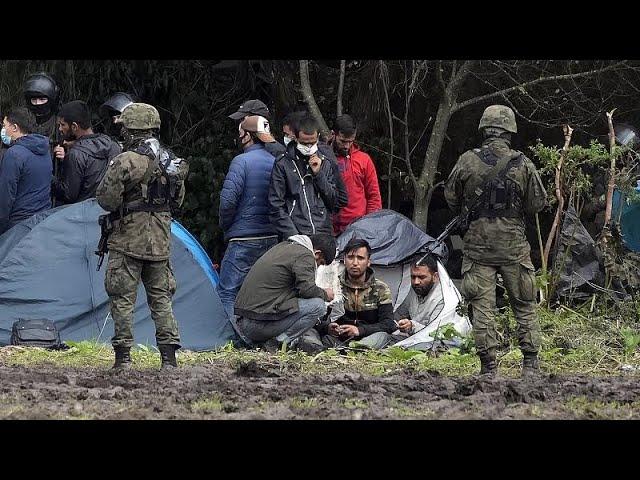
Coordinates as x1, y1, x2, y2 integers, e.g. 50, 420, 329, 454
96, 104, 188, 352
444, 105, 547, 369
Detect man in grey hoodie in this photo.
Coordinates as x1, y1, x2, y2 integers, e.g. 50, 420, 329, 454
234, 233, 336, 350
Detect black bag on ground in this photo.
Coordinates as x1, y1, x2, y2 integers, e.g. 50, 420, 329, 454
10, 319, 67, 349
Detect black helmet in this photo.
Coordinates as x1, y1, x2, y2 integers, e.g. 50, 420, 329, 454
23, 72, 59, 102
100, 92, 135, 117
23, 72, 59, 118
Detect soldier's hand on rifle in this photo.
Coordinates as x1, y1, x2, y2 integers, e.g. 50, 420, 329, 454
397, 318, 412, 333
309, 154, 322, 174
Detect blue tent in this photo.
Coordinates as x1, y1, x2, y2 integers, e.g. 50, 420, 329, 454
612, 187, 640, 252
0, 199, 235, 350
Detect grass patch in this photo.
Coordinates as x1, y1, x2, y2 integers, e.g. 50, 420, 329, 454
191, 395, 224, 414
343, 398, 368, 409
290, 397, 319, 409
563, 396, 640, 419
1, 296, 639, 377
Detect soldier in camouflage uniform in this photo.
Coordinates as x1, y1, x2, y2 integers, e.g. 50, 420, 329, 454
96, 103, 189, 370
444, 105, 547, 377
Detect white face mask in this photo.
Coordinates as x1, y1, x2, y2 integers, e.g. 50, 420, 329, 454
296, 143, 318, 157
283, 136, 292, 146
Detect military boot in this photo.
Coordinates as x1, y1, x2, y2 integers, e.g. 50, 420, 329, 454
478, 351, 497, 377
159, 344, 178, 369
112, 346, 132, 370
521, 351, 540, 378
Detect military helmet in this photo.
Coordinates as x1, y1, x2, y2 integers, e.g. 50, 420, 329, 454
117, 103, 161, 130
478, 105, 517, 134
23, 72, 59, 102
99, 92, 135, 117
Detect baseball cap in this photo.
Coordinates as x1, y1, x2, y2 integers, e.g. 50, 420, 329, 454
228, 99, 270, 120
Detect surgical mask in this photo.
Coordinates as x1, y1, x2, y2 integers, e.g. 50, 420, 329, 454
283, 136, 292, 147
296, 143, 318, 157
1, 127, 11, 146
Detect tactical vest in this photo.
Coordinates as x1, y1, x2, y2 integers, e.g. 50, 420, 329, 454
467, 146, 524, 221
122, 140, 183, 215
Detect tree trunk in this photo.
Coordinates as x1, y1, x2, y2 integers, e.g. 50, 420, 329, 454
413, 184, 429, 231
299, 60, 330, 139
337, 60, 345, 117
412, 97, 454, 230
604, 109, 618, 228
543, 125, 573, 269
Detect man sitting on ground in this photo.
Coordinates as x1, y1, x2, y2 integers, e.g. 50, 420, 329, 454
298, 238, 395, 352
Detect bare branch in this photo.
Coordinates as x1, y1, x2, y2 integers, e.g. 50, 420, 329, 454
453, 61, 628, 113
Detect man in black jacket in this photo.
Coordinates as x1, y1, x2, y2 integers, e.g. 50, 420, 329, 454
282, 111, 348, 216
268, 114, 341, 238
52, 101, 121, 204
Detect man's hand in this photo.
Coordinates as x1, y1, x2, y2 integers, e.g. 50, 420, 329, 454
337, 324, 359, 338
324, 287, 334, 302
309, 154, 322, 174
397, 318, 412, 333
328, 322, 340, 337
53, 145, 65, 160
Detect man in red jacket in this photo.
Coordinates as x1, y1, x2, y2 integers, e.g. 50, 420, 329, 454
331, 114, 382, 235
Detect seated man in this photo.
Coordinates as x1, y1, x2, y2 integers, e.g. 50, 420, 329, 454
233, 234, 336, 351
299, 238, 395, 352
380, 253, 469, 351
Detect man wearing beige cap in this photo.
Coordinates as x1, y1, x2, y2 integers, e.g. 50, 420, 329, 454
217, 115, 279, 318
228, 99, 286, 158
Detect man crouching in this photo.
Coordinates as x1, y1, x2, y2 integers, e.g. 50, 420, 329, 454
233, 234, 336, 351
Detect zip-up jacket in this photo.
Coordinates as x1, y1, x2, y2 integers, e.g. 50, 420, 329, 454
319, 268, 394, 339
268, 141, 341, 238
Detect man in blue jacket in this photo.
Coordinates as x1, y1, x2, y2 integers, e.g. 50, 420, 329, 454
0, 107, 52, 235
217, 115, 279, 317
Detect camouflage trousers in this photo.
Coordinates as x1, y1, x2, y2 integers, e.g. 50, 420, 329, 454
105, 251, 180, 349
461, 256, 540, 355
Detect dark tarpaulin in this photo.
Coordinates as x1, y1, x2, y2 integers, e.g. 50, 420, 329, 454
335, 209, 448, 265
553, 204, 604, 300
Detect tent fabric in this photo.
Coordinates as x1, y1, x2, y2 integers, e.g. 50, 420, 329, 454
0, 199, 234, 350
335, 209, 448, 266
612, 188, 640, 253
393, 261, 471, 349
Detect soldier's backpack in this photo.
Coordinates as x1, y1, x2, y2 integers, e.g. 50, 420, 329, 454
10, 319, 67, 350
132, 140, 187, 213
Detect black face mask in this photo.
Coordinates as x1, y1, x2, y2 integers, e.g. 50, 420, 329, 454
27, 101, 52, 118
107, 121, 124, 139
234, 132, 250, 151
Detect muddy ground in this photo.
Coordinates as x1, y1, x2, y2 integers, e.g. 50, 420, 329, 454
0, 360, 639, 419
